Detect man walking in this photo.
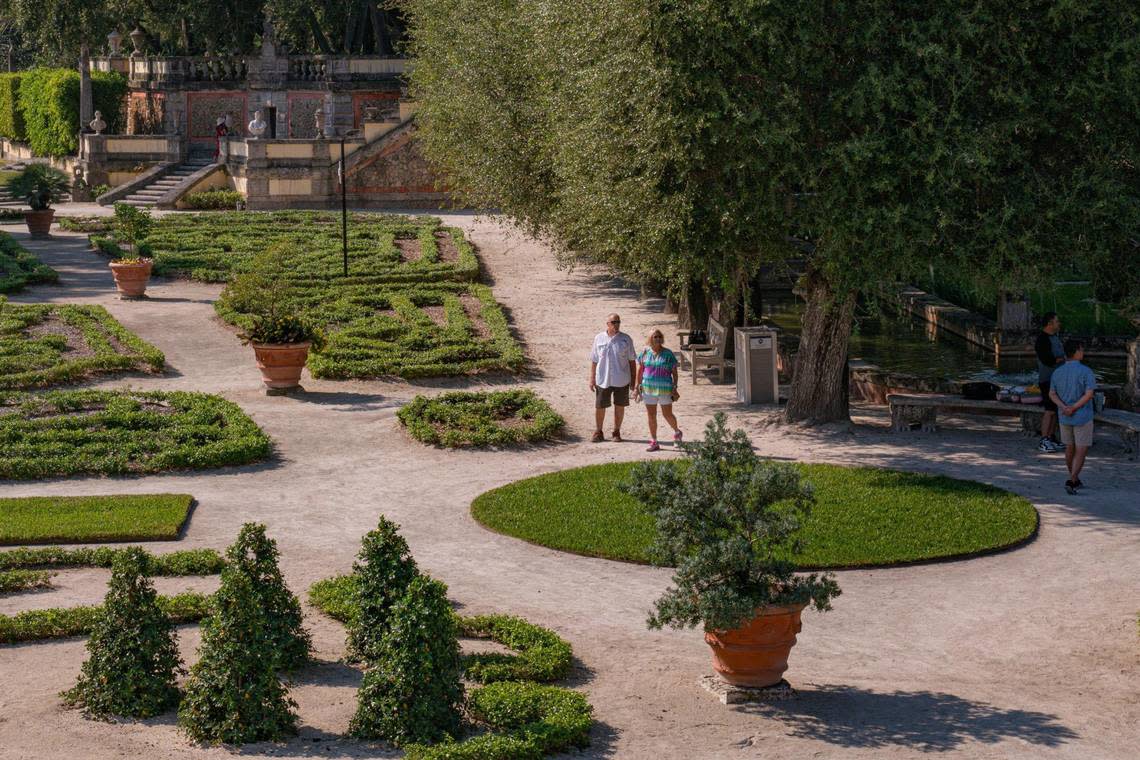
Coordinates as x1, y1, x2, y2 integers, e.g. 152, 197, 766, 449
1035, 312, 1066, 452
1049, 339, 1097, 494
590, 313, 636, 442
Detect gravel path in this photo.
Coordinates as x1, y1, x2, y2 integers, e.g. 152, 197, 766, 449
0, 213, 1137, 760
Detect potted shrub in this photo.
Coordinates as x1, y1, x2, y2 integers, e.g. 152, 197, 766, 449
4, 164, 70, 238
221, 246, 325, 394
107, 204, 156, 299
623, 413, 840, 688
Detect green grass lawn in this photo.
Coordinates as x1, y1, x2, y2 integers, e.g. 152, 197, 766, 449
0, 390, 270, 480
0, 494, 194, 545
91, 212, 523, 379
472, 462, 1038, 568
0, 303, 164, 389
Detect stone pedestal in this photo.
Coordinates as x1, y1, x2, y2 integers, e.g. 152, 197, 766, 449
698, 675, 797, 705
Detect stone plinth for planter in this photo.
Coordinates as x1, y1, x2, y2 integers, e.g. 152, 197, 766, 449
109, 259, 153, 299
24, 209, 54, 238
704, 604, 806, 688
251, 341, 310, 394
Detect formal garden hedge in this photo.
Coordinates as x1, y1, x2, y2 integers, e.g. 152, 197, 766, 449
0, 546, 224, 575
16, 68, 127, 156
0, 231, 58, 293
0, 591, 211, 644
0, 303, 164, 389
0, 494, 194, 545
58, 216, 112, 233
0, 73, 25, 141
0, 390, 271, 479
398, 390, 565, 447
181, 188, 245, 210
90, 212, 525, 378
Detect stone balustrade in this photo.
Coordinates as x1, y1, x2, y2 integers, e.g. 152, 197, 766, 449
91, 55, 407, 88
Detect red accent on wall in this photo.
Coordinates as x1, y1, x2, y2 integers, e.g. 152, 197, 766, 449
351, 91, 400, 129
185, 91, 249, 145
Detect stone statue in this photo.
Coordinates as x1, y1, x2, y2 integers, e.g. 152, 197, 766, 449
247, 110, 267, 139
314, 107, 325, 139
89, 111, 107, 135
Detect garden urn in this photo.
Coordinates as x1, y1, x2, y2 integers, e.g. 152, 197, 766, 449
251, 342, 311, 393
109, 259, 153, 299
704, 604, 806, 687
24, 209, 54, 238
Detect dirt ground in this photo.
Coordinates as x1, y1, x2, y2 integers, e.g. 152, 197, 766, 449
0, 211, 1137, 760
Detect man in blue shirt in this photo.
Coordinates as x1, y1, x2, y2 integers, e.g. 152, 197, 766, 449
1048, 339, 1097, 494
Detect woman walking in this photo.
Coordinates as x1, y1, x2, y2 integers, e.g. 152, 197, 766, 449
635, 329, 682, 452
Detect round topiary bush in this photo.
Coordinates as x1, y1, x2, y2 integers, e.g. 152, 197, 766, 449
397, 389, 564, 447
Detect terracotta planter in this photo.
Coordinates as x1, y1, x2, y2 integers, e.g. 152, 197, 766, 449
704, 604, 806, 687
24, 209, 54, 238
252, 341, 311, 393
109, 259, 153, 299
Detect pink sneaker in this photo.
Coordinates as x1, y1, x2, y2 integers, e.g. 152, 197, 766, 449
646, 440, 660, 452
673, 430, 683, 445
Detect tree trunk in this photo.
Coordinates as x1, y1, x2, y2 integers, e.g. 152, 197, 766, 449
784, 270, 856, 424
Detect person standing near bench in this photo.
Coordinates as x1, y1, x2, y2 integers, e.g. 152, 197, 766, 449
1035, 312, 1066, 453
590, 313, 637, 442
1049, 339, 1097, 495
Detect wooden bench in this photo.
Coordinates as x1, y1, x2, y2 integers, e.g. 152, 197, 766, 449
887, 393, 1140, 460
681, 317, 730, 384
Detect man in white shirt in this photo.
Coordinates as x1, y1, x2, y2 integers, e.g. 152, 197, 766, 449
590, 313, 637, 442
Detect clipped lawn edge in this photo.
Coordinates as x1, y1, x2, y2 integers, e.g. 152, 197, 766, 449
0, 494, 195, 546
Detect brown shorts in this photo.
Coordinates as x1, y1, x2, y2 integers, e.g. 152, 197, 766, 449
595, 384, 630, 408
1059, 421, 1093, 448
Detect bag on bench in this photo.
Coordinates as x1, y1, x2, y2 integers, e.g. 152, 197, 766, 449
961, 381, 1001, 401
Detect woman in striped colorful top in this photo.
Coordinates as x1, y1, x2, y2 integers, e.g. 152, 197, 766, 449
635, 329, 682, 452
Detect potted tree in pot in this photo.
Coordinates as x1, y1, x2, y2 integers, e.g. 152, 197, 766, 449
220, 246, 325, 394
108, 203, 155, 299
623, 413, 840, 688
4, 165, 71, 238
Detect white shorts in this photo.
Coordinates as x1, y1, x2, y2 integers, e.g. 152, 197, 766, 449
643, 393, 672, 406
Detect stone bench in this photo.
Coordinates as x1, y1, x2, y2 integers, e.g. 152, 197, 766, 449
886, 393, 1140, 460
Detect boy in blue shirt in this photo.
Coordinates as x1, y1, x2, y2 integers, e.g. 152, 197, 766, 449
1048, 339, 1097, 494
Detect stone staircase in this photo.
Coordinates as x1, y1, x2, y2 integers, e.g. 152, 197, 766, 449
0, 186, 72, 207
118, 157, 214, 207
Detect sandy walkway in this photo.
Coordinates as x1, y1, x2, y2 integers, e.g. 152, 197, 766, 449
0, 213, 1137, 760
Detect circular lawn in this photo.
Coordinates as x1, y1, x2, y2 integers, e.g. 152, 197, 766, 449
471, 462, 1038, 569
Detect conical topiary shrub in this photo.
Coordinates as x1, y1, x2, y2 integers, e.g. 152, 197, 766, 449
62, 546, 182, 719
349, 575, 464, 744
178, 566, 298, 745
226, 522, 311, 671
346, 516, 420, 663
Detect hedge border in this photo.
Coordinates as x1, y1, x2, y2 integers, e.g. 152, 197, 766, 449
0, 591, 211, 644
0, 546, 224, 575
397, 390, 564, 448
0, 568, 53, 594
0, 231, 59, 293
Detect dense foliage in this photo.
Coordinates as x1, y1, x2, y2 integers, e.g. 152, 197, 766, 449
62, 548, 183, 719
349, 575, 465, 745
345, 516, 420, 663
0, 591, 210, 644
111, 202, 153, 255
0, 301, 164, 389
0, 390, 271, 479
16, 68, 126, 155
0, 545, 223, 574
178, 567, 298, 744
224, 523, 311, 671
224, 247, 326, 348
623, 414, 840, 631
182, 189, 244, 210
0, 231, 58, 292
0, 568, 52, 593
406, 0, 1140, 420
0, 72, 24, 140
3, 164, 69, 210
0, 493, 193, 544
398, 390, 565, 447
57, 215, 111, 233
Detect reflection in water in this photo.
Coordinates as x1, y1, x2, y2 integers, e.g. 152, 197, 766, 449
758, 295, 1126, 385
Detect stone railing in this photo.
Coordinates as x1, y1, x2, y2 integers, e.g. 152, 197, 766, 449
92, 54, 406, 87
81, 133, 183, 163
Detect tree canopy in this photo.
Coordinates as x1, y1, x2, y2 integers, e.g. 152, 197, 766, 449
406, 0, 1140, 421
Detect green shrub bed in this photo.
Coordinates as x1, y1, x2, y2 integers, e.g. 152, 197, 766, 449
0, 390, 271, 480
0, 303, 164, 389
58, 216, 112, 233
0, 546, 224, 575
0, 591, 210, 644
310, 574, 590, 759
16, 68, 126, 157
398, 390, 565, 447
0, 568, 53, 593
0, 494, 194, 545
89, 212, 523, 379
181, 189, 244, 210
472, 462, 1039, 568
0, 231, 58, 293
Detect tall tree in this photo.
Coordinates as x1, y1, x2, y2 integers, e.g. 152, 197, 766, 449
406, 0, 1140, 423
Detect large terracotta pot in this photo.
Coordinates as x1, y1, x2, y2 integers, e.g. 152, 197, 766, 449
24, 209, 54, 238
704, 604, 806, 687
109, 259, 153, 299
251, 341, 311, 393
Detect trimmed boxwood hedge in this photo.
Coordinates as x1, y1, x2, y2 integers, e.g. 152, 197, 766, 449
0, 546, 224, 575
17, 68, 127, 157
0, 73, 25, 141
398, 390, 565, 447
0, 303, 165, 389
0, 389, 271, 480
0, 591, 211, 644
182, 189, 244, 210
0, 231, 58, 293
0, 568, 53, 593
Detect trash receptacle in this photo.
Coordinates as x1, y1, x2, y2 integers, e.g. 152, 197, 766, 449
734, 327, 779, 405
